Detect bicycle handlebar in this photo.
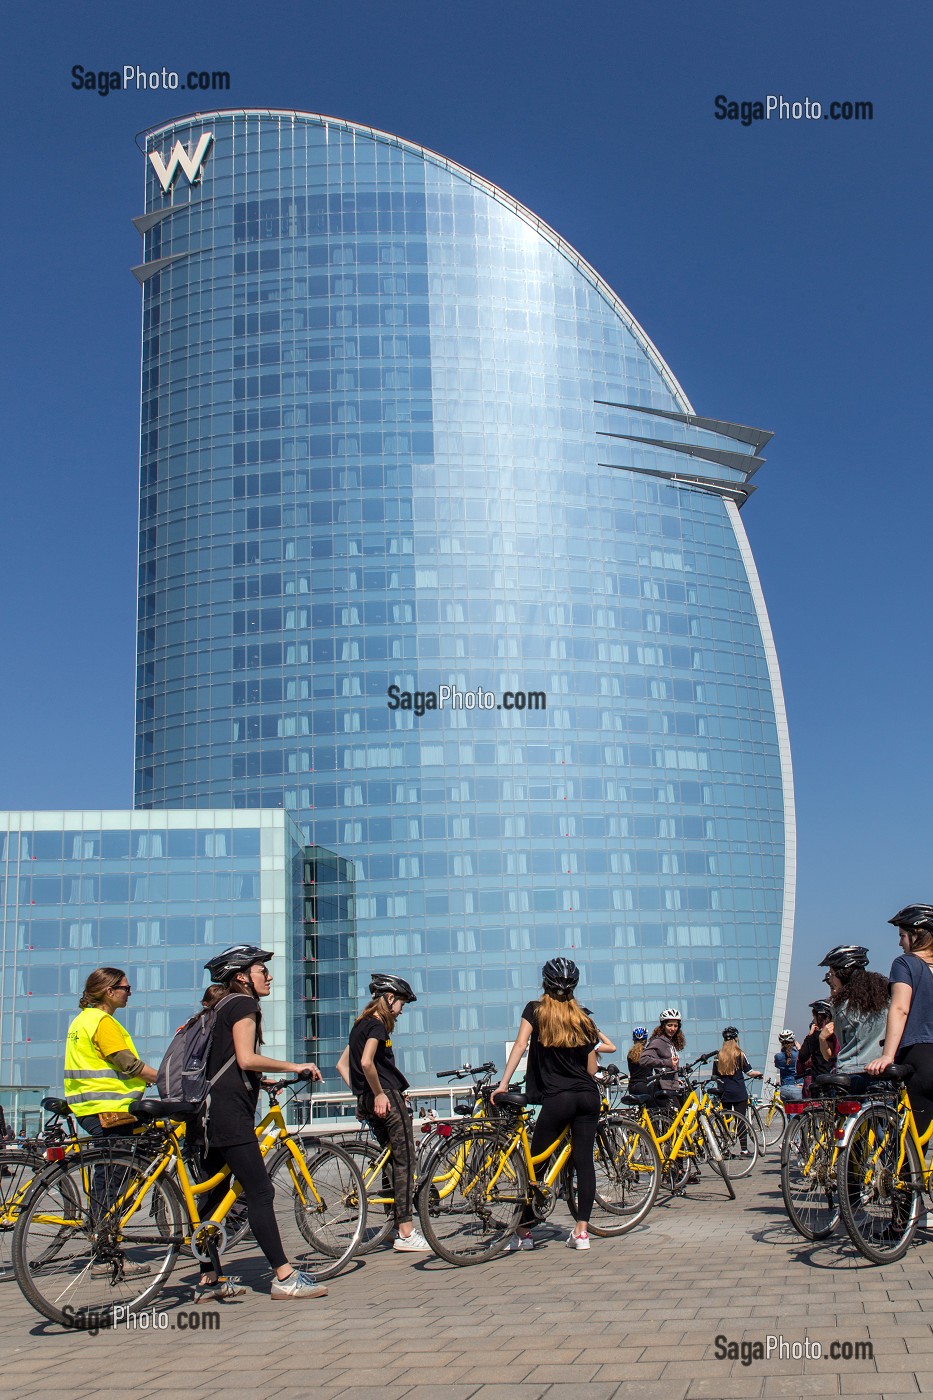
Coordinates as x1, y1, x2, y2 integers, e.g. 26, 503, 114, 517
435, 1062, 497, 1080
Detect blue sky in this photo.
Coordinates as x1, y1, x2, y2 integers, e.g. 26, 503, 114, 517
2, 0, 929, 1042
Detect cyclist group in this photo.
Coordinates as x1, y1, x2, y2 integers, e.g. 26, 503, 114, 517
55, 900, 933, 1302
768, 904, 933, 1141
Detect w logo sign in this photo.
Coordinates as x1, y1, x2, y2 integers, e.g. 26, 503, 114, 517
148, 133, 213, 193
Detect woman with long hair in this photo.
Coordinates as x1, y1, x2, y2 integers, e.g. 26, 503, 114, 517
338, 972, 430, 1252
492, 958, 601, 1250
712, 1027, 762, 1151
820, 944, 890, 1092
197, 943, 328, 1302
868, 905, 933, 1134
626, 1027, 652, 1095
639, 1010, 686, 1098
63, 967, 159, 1138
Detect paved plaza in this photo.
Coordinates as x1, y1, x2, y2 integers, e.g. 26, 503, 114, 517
3, 1155, 933, 1400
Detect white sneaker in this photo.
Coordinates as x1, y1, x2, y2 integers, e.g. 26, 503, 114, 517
566, 1230, 591, 1250
393, 1228, 433, 1252
270, 1269, 327, 1299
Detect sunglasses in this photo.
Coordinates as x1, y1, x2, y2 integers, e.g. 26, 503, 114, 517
111, 983, 131, 993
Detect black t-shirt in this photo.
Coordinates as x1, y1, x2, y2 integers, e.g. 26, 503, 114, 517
205, 993, 262, 1147
348, 1015, 409, 1096
521, 1000, 598, 1102
712, 1052, 752, 1104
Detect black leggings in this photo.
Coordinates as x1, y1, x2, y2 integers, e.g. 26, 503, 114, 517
522, 1088, 600, 1225
204, 1139, 287, 1271
359, 1086, 416, 1228
897, 1043, 933, 1137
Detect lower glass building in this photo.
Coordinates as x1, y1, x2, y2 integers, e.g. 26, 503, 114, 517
0, 810, 355, 1123
133, 111, 794, 1074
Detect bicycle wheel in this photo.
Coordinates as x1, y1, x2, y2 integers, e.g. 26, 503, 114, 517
417, 1124, 527, 1264
743, 1102, 768, 1157
761, 1099, 788, 1149
838, 1103, 922, 1265
337, 1138, 396, 1254
697, 1113, 736, 1199
12, 1145, 183, 1327
0, 1150, 42, 1274
710, 1109, 758, 1178
565, 1121, 660, 1235
266, 1137, 366, 1280
780, 1109, 839, 1239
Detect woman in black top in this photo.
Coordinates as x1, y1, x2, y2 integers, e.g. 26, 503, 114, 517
336, 972, 430, 1252
626, 1026, 653, 1096
711, 1027, 761, 1150
493, 958, 600, 1250
198, 944, 327, 1302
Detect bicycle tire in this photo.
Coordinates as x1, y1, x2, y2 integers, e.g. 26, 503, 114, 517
710, 1109, 758, 1178
266, 1137, 366, 1280
416, 1123, 527, 1265
337, 1138, 396, 1254
743, 1101, 769, 1157
780, 1109, 839, 1240
761, 1099, 788, 1149
12, 1145, 183, 1327
0, 1150, 44, 1273
837, 1103, 922, 1265
698, 1113, 736, 1199
565, 1121, 660, 1235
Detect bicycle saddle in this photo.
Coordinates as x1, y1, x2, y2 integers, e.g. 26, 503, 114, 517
487, 1090, 527, 1108
40, 1097, 70, 1116
810, 1073, 856, 1090
620, 1093, 653, 1106
130, 1098, 201, 1122
877, 1063, 915, 1083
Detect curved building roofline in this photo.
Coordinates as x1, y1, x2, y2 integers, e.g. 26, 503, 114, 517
138, 108, 693, 413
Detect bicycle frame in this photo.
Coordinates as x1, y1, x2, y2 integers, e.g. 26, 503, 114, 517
840, 1087, 933, 1184
636, 1088, 707, 1166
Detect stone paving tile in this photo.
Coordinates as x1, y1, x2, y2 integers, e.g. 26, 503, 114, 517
686, 1379, 765, 1398
840, 1378, 920, 1394
761, 1378, 842, 1395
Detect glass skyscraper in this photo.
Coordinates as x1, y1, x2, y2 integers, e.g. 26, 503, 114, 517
133, 111, 794, 1074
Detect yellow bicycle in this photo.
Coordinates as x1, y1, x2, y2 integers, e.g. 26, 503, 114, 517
836, 1064, 929, 1264
12, 1077, 366, 1327
620, 1061, 736, 1199
415, 1088, 661, 1264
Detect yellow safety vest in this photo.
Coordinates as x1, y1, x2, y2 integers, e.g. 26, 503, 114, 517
63, 1007, 147, 1116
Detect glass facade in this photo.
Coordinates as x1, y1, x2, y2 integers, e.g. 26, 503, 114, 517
0, 810, 323, 1102
134, 111, 794, 1073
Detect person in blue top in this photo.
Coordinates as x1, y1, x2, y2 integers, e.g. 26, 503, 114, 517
774, 1030, 801, 1101
868, 905, 933, 1134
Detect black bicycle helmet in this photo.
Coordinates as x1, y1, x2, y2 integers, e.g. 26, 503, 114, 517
722, 1026, 739, 1041
818, 945, 869, 973
809, 999, 833, 1019
368, 973, 417, 1003
889, 905, 933, 934
204, 944, 273, 982
541, 957, 580, 996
